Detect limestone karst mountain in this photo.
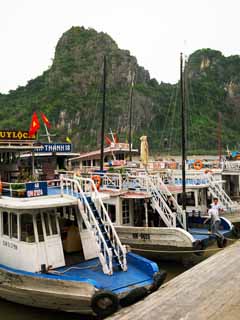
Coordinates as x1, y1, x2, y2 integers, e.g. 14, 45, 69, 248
0, 27, 240, 154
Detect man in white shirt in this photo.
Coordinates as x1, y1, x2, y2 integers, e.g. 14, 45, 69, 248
204, 198, 224, 239
210, 197, 223, 213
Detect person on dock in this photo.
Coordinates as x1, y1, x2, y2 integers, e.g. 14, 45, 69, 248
204, 198, 224, 239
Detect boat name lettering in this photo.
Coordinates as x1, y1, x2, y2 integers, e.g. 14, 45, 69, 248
26, 182, 48, 197
27, 189, 43, 197
35, 143, 72, 153
132, 233, 150, 240
0, 130, 35, 141
2, 240, 18, 250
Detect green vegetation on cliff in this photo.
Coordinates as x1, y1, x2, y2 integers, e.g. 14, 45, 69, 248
0, 27, 240, 155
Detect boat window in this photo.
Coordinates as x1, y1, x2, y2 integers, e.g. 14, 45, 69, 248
122, 200, 130, 224
42, 211, 58, 236
2, 211, 9, 236
106, 204, 116, 223
177, 192, 195, 206
20, 214, 35, 243
116, 153, 124, 160
36, 214, 44, 242
11, 213, 18, 239
50, 213, 58, 235
43, 212, 50, 236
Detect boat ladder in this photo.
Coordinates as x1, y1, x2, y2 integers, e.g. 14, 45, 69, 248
60, 175, 127, 275
206, 174, 239, 211
134, 174, 183, 228
149, 175, 186, 229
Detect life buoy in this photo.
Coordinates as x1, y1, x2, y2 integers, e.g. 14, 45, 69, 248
0, 181, 2, 194
92, 175, 101, 191
204, 169, 213, 174
193, 160, 203, 170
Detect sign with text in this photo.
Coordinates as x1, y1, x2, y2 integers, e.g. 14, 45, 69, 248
35, 143, 72, 153
26, 182, 48, 197
0, 130, 36, 141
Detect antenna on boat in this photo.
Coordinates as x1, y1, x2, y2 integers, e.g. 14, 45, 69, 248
109, 128, 116, 161
180, 53, 187, 222
128, 72, 135, 161
40, 123, 56, 143
100, 56, 107, 171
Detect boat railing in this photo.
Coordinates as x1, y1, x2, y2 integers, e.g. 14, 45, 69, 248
61, 175, 127, 275
205, 173, 240, 211
2, 181, 26, 197
121, 174, 149, 191
146, 176, 177, 228
224, 160, 240, 171
99, 173, 122, 190
149, 175, 186, 229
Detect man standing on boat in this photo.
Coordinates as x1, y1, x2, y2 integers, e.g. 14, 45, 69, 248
204, 197, 224, 240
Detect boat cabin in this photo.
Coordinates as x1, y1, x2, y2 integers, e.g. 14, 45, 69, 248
0, 193, 99, 273
20, 143, 79, 181
69, 142, 138, 172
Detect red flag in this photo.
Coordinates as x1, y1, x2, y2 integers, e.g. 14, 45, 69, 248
40, 112, 51, 128
105, 135, 112, 145
29, 112, 40, 137
113, 133, 119, 143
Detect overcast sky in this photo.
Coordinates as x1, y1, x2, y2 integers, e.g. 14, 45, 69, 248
0, 0, 239, 93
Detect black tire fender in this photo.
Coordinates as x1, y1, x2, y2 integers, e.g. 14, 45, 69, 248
194, 240, 206, 256
217, 237, 227, 248
91, 290, 119, 318
232, 226, 240, 238
149, 270, 167, 293
119, 287, 148, 308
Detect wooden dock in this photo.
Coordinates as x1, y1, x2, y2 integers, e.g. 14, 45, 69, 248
109, 241, 240, 320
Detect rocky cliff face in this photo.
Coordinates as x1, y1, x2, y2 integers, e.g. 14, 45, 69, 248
1, 28, 240, 154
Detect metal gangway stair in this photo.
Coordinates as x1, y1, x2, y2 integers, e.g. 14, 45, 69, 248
206, 174, 239, 211
60, 175, 127, 275
146, 174, 187, 229
119, 173, 187, 229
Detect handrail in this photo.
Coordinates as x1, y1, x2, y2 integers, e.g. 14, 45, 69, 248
146, 177, 177, 227
74, 175, 127, 272
149, 175, 186, 229
206, 174, 237, 210
100, 173, 122, 190
61, 175, 127, 274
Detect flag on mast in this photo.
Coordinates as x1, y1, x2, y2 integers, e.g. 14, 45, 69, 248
105, 135, 112, 145
29, 112, 40, 137
113, 133, 119, 143
40, 112, 51, 128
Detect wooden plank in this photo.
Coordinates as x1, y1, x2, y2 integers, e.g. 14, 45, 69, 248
108, 241, 240, 320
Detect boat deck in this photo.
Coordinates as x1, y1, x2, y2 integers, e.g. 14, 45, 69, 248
189, 228, 231, 241
55, 254, 155, 294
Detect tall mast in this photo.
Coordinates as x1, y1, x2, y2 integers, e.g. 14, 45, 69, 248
100, 56, 106, 171
128, 73, 135, 161
180, 53, 187, 213
218, 112, 222, 165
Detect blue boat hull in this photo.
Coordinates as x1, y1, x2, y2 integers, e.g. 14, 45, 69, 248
0, 253, 165, 316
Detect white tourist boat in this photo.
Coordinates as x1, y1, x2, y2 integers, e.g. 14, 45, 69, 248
0, 175, 166, 317
78, 171, 233, 260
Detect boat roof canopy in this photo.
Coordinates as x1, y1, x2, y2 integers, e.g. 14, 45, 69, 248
0, 195, 78, 210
